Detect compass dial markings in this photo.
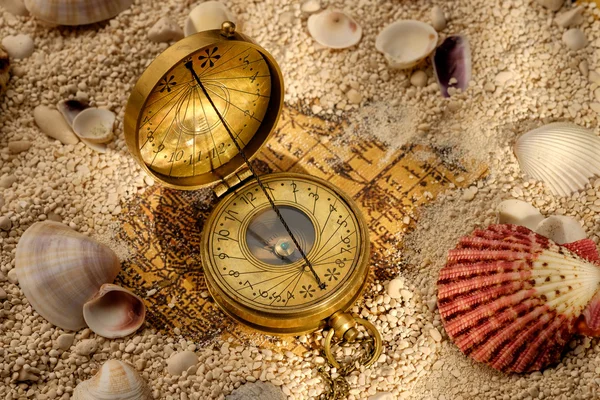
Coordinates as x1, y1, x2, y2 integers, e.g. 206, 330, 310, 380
148, 89, 188, 167
193, 84, 223, 168
168, 84, 194, 176
250, 269, 303, 302
201, 57, 266, 79
313, 234, 356, 265
201, 74, 270, 81
140, 85, 191, 150
320, 199, 338, 235
143, 82, 190, 120
312, 214, 352, 262
312, 245, 359, 265
197, 46, 250, 78
204, 85, 264, 124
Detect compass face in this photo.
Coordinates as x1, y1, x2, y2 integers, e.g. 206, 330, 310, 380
125, 33, 281, 189
202, 174, 370, 319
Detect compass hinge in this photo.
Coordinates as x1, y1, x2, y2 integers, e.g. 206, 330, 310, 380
213, 168, 253, 198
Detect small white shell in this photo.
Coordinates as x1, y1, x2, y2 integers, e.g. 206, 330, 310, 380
513, 122, 600, 196
83, 284, 146, 339
167, 351, 198, 376
73, 360, 151, 400
72, 108, 115, 144
301, 0, 320, 14
535, 216, 587, 245
307, 10, 362, 49
15, 221, 121, 331
375, 20, 438, 69
24, 0, 133, 26
496, 199, 544, 231
184, 1, 236, 37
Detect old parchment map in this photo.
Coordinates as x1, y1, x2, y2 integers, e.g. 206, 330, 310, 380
117, 106, 487, 353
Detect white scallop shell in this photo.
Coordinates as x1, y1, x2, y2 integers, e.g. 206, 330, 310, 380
184, 1, 236, 37
15, 221, 121, 331
535, 215, 587, 245
514, 122, 600, 196
307, 10, 362, 49
83, 283, 146, 339
375, 20, 438, 69
72, 108, 116, 144
24, 0, 133, 26
73, 360, 152, 400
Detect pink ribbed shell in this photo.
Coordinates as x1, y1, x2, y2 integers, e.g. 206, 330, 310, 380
438, 224, 600, 373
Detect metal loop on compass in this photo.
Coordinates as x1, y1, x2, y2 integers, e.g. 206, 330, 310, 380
323, 317, 383, 370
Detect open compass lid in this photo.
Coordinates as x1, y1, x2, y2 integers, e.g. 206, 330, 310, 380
124, 23, 284, 191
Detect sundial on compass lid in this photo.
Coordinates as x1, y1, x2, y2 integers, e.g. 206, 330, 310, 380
124, 22, 381, 371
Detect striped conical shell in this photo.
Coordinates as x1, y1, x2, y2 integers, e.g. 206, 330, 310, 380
24, 0, 133, 26
73, 360, 151, 400
513, 122, 600, 197
438, 224, 600, 373
15, 221, 121, 331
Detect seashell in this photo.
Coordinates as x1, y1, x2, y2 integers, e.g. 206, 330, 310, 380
535, 215, 587, 245
376, 20, 437, 69
554, 6, 584, 28
24, 0, 133, 26
167, 351, 198, 376
57, 99, 89, 127
433, 35, 471, 97
33, 105, 79, 145
308, 10, 362, 49
301, 0, 320, 14
72, 108, 116, 144
513, 122, 600, 197
0, 45, 9, 97
438, 224, 600, 373
1, 34, 34, 60
430, 6, 446, 31
184, 1, 236, 37
496, 199, 544, 231
15, 221, 121, 331
83, 283, 146, 339
562, 28, 587, 51
73, 360, 152, 400
0, 0, 29, 16
148, 16, 184, 43
225, 381, 286, 400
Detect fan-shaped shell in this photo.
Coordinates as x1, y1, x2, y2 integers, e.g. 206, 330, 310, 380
307, 10, 362, 49
514, 122, 600, 197
24, 0, 133, 26
375, 20, 438, 69
83, 283, 146, 339
73, 360, 151, 400
15, 221, 121, 331
437, 224, 600, 373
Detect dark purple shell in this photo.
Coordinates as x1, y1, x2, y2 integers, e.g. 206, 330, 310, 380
433, 35, 471, 98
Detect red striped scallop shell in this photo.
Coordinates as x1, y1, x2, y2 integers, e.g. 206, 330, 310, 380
437, 224, 600, 373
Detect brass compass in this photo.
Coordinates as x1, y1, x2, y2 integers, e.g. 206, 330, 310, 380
124, 22, 381, 372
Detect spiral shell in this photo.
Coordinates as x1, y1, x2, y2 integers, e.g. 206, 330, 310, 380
15, 221, 121, 331
24, 0, 133, 26
438, 224, 600, 373
73, 360, 151, 400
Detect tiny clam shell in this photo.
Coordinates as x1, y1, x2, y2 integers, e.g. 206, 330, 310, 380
73, 360, 152, 400
184, 1, 236, 37
24, 0, 133, 26
438, 224, 600, 373
513, 122, 600, 197
433, 35, 471, 97
167, 350, 198, 376
72, 108, 116, 144
15, 221, 121, 331
83, 283, 146, 339
307, 10, 362, 49
375, 20, 437, 69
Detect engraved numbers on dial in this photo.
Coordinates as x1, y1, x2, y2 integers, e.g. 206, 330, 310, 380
138, 41, 272, 179
208, 176, 362, 311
